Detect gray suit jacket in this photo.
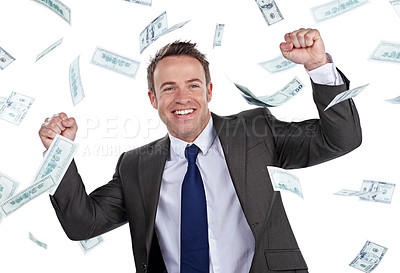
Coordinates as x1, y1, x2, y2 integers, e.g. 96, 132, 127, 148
50, 71, 362, 273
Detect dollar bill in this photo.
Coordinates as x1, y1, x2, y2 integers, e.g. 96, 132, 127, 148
29, 232, 48, 249
390, 0, 400, 17
79, 236, 104, 253
334, 189, 375, 197
311, 0, 369, 23
369, 41, 400, 64
267, 166, 303, 199
91, 48, 140, 79
385, 95, 400, 104
324, 84, 369, 111
0, 172, 20, 204
259, 55, 295, 73
0, 175, 55, 216
124, 0, 152, 6
69, 56, 85, 106
349, 241, 387, 272
234, 77, 303, 107
0, 96, 5, 107
0, 92, 35, 126
213, 24, 225, 48
0, 46, 15, 70
359, 180, 395, 204
32, 134, 79, 190
255, 0, 284, 26
139, 12, 190, 53
36, 37, 63, 62
140, 12, 168, 54
32, 0, 71, 24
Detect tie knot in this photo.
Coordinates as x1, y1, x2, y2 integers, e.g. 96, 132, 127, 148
185, 144, 199, 165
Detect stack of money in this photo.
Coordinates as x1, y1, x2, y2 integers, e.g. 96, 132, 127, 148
234, 77, 303, 107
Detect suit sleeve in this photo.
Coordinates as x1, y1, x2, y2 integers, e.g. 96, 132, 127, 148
267, 69, 362, 169
49, 153, 128, 241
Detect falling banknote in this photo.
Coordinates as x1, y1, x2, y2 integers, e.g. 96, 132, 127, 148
0, 46, 15, 70
390, 0, 400, 17
36, 37, 63, 62
31, 134, 79, 192
359, 180, 395, 204
234, 77, 303, 107
255, 0, 284, 26
0, 175, 55, 216
140, 11, 190, 53
369, 41, 400, 64
69, 56, 85, 106
324, 84, 369, 111
349, 241, 387, 273
258, 55, 295, 73
124, 0, 152, 6
0, 96, 5, 106
335, 180, 395, 204
213, 24, 225, 48
0, 92, 35, 126
91, 47, 140, 79
29, 232, 48, 249
385, 95, 400, 104
0, 172, 20, 204
267, 166, 303, 199
79, 236, 104, 254
311, 0, 369, 23
32, 0, 71, 24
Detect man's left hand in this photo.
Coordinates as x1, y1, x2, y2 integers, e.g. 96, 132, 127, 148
280, 28, 329, 71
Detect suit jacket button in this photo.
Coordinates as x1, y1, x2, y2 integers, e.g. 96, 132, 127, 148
141, 263, 147, 271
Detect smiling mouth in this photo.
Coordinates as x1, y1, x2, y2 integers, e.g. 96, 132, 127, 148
173, 109, 195, 115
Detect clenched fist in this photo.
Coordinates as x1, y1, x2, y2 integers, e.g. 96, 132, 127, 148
38, 112, 78, 150
280, 28, 329, 71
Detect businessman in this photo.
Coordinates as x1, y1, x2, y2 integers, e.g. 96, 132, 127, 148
39, 28, 362, 273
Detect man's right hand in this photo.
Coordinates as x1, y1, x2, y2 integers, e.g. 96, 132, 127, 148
38, 112, 78, 150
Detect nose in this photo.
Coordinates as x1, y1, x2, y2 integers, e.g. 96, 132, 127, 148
174, 88, 191, 104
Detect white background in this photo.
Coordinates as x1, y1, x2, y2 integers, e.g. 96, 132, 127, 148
0, 0, 400, 272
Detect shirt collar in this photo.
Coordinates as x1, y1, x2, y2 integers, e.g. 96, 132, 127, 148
168, 115, 216, 159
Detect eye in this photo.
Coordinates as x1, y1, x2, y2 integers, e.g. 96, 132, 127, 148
163, 86, 174, 91
190, 84, 199, 88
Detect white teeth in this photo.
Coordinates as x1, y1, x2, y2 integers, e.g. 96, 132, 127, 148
174, 109, 194, 115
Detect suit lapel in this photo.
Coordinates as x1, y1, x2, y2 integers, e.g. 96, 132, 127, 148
212, 112, 246, 206
138, 135, 170, 253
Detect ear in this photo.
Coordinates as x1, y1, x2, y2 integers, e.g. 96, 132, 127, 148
207, 82, 213, 102
148, 91, 158, 109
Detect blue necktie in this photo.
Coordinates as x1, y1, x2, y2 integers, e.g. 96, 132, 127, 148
181, 144, 209, 273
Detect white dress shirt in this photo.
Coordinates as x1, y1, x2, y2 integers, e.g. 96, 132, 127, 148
154, 61, 343, 273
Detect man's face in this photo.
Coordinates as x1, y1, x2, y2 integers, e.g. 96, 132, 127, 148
148, 55, 212, 143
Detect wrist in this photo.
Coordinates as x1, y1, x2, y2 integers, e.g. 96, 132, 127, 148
304, 55, 330, 71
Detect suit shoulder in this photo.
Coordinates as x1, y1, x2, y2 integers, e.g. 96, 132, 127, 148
122, 135, 169, 160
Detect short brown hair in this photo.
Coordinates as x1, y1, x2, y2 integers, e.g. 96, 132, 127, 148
147, 41, 211, 95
